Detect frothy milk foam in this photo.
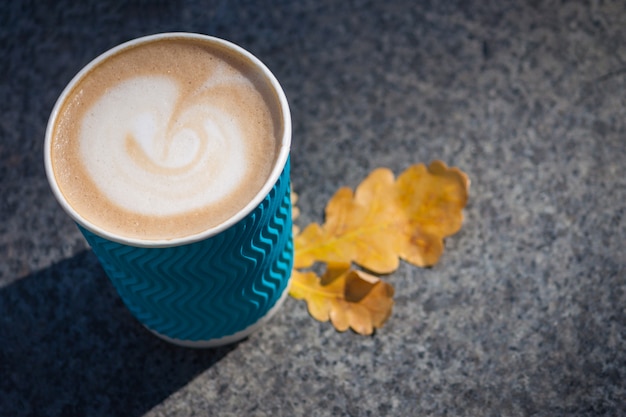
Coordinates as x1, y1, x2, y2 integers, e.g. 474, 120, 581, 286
50, 36, 283, 241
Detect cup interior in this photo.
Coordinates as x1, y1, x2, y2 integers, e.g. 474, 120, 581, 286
44, 33, 292, 248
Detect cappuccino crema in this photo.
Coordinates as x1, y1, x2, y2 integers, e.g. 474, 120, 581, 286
49, 36, 284, 241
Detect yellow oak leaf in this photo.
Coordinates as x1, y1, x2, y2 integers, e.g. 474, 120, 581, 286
294, 161, 469, 273
394, 160, 469, 267
289, 263, 394, 335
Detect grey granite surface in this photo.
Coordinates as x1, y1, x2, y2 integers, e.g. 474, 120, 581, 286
1, 0, 625, 416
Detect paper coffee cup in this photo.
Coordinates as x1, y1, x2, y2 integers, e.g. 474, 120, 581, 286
44, 33, 293, 347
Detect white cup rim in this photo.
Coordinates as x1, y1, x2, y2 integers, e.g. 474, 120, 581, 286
44, 32, 292, 248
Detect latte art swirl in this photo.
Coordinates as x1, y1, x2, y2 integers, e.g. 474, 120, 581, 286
49, 36, 283, 240
80, 75, 247, 216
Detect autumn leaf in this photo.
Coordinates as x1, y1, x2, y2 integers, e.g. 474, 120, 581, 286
289, 263, 395, 335
289, 160, 469, 334
294, 160, 469, 274
294, 169, 401, 273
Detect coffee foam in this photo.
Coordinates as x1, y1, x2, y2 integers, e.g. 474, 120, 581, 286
51, 37, 282, 240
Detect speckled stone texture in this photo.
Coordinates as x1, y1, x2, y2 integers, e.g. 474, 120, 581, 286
1, 1, 625, 416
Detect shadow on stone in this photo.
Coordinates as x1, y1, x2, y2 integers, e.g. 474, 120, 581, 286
0, 250, 237, 417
